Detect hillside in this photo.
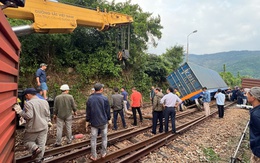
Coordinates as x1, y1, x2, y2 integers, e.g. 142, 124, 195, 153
189, 50, 260, 78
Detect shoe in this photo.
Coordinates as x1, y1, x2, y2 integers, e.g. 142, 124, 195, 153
89, 155, 97, 161
101, 153, 107, 158
131, 123, 137, 126
123, 126, 127, 129
172, 131, 176, 134
31, 147, 41, 159
151, 131, 156, 135
67, 141, 72, 144
53, 144, 61, 147
35, 160, 43, 163
35, 161, 42, 163
112, 128, 117, 131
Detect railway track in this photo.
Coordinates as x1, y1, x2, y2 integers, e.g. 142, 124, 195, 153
15, 101, 235, 162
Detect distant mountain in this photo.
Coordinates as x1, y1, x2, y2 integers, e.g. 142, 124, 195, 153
188, 50, 260, 78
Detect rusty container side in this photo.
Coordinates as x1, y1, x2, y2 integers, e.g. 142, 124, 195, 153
0, 10, 21, 163
242, 78, 260, 89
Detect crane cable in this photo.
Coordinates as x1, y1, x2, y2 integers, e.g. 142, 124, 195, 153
117, 24, 130, 61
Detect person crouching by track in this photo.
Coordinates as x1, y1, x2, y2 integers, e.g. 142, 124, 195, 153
201, 87, 211, 117
13, 88, 50, 162
160, 87, 182, 134
86, 83, 111, 161
246, 87, 260, 163
130, 87, 143, 126
53, 84, 77, 147
151, 88, 164, 134
214, 89, 226, 118
111, 87, 127, 130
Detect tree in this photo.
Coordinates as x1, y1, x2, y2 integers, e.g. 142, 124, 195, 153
144, 54, 168, 86
8, 0, 165, 102
161, 45, 184, 73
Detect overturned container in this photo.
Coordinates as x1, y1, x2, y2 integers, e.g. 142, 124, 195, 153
167, 62, 228, 104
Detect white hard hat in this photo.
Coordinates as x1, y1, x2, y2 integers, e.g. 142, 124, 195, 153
60, 84, 70, 91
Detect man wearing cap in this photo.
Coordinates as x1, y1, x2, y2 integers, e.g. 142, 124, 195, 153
13, 88, 50, 162
53, 84, 77, 147
247, 87, 260, 163
36, 63, 48, 100
86, 83, 111, 160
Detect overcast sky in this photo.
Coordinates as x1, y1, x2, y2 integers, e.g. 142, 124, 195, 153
108, 0, 260, 55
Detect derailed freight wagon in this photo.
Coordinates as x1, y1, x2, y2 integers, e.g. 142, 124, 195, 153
0, 9, 21, 163
167, 62, 228, 105
242, 78, 260, 89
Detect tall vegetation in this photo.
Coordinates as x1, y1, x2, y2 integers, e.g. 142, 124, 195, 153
9, 0, 242, 106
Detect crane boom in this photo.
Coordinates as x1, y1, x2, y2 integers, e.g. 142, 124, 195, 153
1, 0, 133, 34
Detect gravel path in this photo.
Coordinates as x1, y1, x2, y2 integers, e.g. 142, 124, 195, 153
141, 107, 250, 163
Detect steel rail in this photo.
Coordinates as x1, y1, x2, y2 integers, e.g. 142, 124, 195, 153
100, 115, 206, 163
16, 103, 229, 162
104, 102, 236, 162
42, 109, 200, 162
16, 127, 135, 163
116, 116, 206, 163
44, 126, 154, 162
230, 120, 249, 163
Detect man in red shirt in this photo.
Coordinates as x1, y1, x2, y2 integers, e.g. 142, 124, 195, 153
130, 87, 143, 126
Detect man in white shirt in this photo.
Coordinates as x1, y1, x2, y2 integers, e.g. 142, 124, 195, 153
214, 89, 226, 118
160, 87, 182, 133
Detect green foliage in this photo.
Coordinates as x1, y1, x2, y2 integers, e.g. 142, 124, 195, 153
161, 45, 184, 73
202, 147, 221, 162
10, 0, 169, 104
8, 18, 32, 26
144, 54, 168, 86
219, 71, 242, 87
75, 47, 122, 80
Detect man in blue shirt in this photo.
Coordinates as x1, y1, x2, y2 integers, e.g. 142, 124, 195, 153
214, 89, 226, 118
201, 87, 211, 117
86, 83, 111, 161
121, 87, 128, 112
36, 87, 45, 100
150, 86, 155, 104
36, 63, 48, 100
247, 87, 260, 163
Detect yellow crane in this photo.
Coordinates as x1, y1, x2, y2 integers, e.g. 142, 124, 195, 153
1, 0, 133, 35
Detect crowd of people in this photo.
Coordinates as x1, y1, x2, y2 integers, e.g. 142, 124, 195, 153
12, 63, 260, 162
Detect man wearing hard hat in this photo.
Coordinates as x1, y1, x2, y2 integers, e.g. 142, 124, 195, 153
53, 84, 77, 147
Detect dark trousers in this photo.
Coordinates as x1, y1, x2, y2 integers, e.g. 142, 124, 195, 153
217, 105, 224, 118
113, 109, 126, 129
237, 97, 243, 104
132, 107, 143, 125
152, 111, 163, 134
164, 107, 176, 133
